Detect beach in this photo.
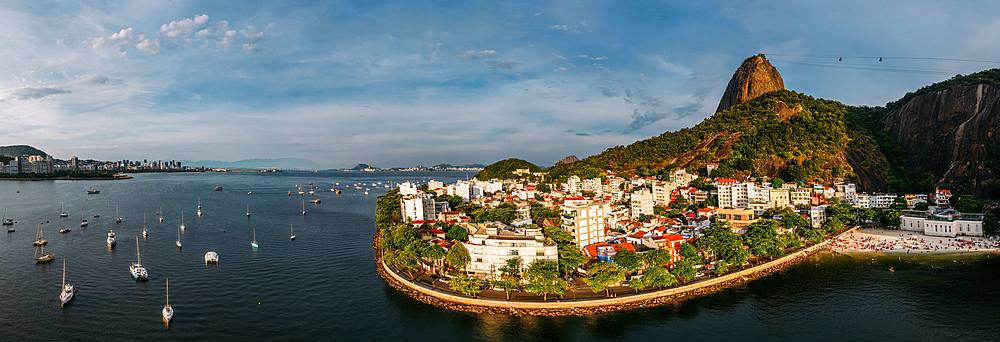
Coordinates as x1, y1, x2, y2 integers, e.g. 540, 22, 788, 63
832, 228, 1000, 254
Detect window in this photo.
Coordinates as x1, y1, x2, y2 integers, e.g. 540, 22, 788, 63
536, 251, 545, 256
509, 250, 519, 256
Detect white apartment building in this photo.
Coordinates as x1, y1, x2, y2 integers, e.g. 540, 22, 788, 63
582, 177, 603, 195
900, 209, 983, 237
835, 183, 858, 204
652, 181, 677, 206
561, 202, 607, 246
464, 223, 559, 279
718, 182, 754, 209
874, 193, 897, 209
790, 188, 812, 206
398, 182, 418, 196
400, 194, 436, 222
856, 195, 871, 208
769, 188, 791, 208
630, 189, 654, 219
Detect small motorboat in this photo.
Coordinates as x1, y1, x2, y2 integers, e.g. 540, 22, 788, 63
205, 251, 219, 264
59, 228, 71, 234
214, 186, 223, 191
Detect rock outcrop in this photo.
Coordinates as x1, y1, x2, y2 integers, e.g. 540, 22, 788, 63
716, 55, 786, 113
883, 83, 1000, 197
555, 155, 580, 165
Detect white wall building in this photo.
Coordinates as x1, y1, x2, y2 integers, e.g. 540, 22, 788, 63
464, 223, 559, 279
630, 189, 654, 219
400, 195, 435, 222
561, 202, 607, 246
900, 209, 983, 237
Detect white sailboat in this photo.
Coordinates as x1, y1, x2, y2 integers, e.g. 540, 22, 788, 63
290, 223, 296, 240
130, 236, 148, 280
176, 223, 182, 249
115, 204, 122, 223
80, 203, 88, 227
301, 198, 306, 215
3, 206, 14, 226
60, 259, 75, 307
246, 202, 250, 217
60, 202, 68, 218
251, 228, 258, 249
180, 211, 185, 231
142, 213, 148, 238
197, 197, 202, 216
34, 223, 47, 246
162, 278, 173, 325
158, 206, 163, 222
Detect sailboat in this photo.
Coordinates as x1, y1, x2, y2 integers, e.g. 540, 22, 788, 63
34, 223, 47, 246
156, 206, 160, 215
159, 206, 163, 222
60, 259, 75, 307
3, 206, 13, 226
34, 243, 54, 263
197, 197, 202, 216
107, 230, 116, 247
251, 228, 258, 249
80, 203, 88, 227
180, 212, 185, 231
143, 213, 148, 238
60, 202, 68, 218
115, 204, 122, 223
302, 198, 306, 215
246, 202, 250, 217
130, 236, 148, 280
290, 223, 295, 240
176, 223, 182, 249
162, 278, 173, 324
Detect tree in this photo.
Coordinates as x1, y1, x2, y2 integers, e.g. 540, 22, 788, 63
654, 206, 668, 217
446, 242, 470, 271
984, 208, 1000, 237
679, 242, 702, 264
952, 195, 984, 213
770, 177, 785, 189
798, 227, 824, 242
583, 262, 626, 297
376, 189, 403, 229
914, 201, 930, 211
726, 248, 750, 267
636, 213, 655, 222
492, 258, 522, 300
449, 273, 484, 298
670, 259, 697, 284
669, 196, 690, 210
627, 273, 650, 293
611, 247, 642, 273
524, 260, 568, 301
557, 244, 588, 276
543, 225, 574, 246
702, 221, 743, 263
745, 220, 782, 258
781, 211, 811, 232
878, 209, 901, 228
385, 249, 422, 280
643, 266, 677, 289
536, 183, 551, 193
777, 233, 803, 249
642, 249, 672, 267
446, 225, 469, 241
423, 244, 446, 271
821, 217, 845, 234
713, 260, 728, 275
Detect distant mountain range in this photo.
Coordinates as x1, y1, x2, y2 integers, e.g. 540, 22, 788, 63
179, 158, 334, 170
0, 145, 48, 158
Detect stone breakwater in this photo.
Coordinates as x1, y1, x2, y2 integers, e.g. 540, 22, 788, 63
374, 228, 855, 316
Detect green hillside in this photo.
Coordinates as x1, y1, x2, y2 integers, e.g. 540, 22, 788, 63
0, 145, 48, 158
548, 90, 856, 184
474, 158, 541, 180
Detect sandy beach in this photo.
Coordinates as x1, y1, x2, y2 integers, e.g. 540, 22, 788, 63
832, 228, 1000, 254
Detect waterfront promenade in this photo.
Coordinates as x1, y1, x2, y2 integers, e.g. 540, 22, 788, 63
375, 227, 856, 316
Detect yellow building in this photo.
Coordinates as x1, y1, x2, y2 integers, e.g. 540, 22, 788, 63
717, 208, 758, 234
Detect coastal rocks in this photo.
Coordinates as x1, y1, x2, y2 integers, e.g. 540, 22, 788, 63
716, 55, 786, 113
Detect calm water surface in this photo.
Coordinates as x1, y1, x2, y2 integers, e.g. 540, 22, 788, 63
0, 171, 997, 341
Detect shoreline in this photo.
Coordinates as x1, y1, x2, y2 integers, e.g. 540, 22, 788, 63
374, 227, 854, 316
832, 228, 999, 255
0, 176, 132, 181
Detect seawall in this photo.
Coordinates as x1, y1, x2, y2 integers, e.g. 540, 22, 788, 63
374, 227, 855, 316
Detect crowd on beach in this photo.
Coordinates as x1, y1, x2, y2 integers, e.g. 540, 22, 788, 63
832, 230, 1000, 254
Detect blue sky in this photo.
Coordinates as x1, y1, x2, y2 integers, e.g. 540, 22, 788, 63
2, 0, 999, 168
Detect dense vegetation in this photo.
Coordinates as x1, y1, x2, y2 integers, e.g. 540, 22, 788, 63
473, 158, 541, 180
548, 90, 853, 183
0, 145, 49, 158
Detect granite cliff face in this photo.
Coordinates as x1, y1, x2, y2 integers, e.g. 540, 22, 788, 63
716, 55, 786, 113
883, 83, 1000, 196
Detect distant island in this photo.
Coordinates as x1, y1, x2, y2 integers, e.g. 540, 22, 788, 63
347, 163, 484, 172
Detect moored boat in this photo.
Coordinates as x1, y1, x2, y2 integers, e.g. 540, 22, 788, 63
107, 230, 116, 247
162, 278, 173, 324
130, 237, 147, 280
205, 251, 219, 264
60, 259, 75, 307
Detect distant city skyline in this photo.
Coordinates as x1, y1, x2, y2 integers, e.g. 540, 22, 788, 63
2, 1, 999, 168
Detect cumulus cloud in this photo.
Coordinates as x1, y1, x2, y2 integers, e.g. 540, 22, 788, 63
455, 49, 499, 60
110, 28, 134, 41
485, 60, 522, 70
78, 74, 123, 85
591, 56, 608, 61
136, 38, 160, 53
548, 25, 569, 30
242, 43, 259, 52
553, 53, 566, 60
578, 54, 588, 58
554, 66, 568, 72
160, 14, 209, 38
0, 86, 70, 102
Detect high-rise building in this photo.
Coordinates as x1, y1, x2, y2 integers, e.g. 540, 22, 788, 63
561, 202, 607, 247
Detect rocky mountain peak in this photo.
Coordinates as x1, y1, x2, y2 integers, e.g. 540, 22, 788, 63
716, 54, 786, 113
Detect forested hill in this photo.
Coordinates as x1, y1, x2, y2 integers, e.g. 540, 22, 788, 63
474, 158, 541, 180
0, 145, 48, 158
548, 90, 881, 188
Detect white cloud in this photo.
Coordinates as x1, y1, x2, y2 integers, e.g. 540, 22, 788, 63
591, 56, 608, 60
78, 74, 123, 85
455, 49, 499, 60
136, 38, 160, 53
485, 59, 522, 70
0, 86, 70, 102
548, 24, 569, 30
577, 54, 588, 58
160, 14, 209, 38
242, 43, 259, 52
553, 53, 566, 60
109, 28, 134, 41
554, 67, 568, 72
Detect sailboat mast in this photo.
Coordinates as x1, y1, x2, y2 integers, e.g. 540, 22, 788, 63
136, 236, 141, 264
166, 278, 169, 305
62, 259, 66, 287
